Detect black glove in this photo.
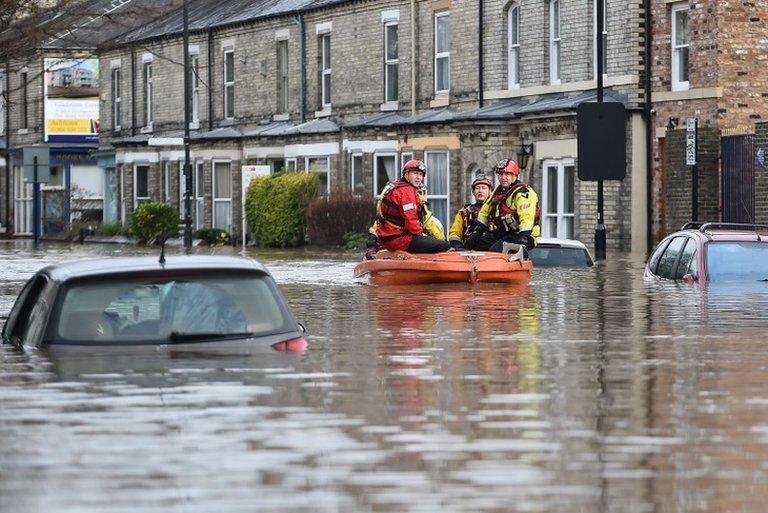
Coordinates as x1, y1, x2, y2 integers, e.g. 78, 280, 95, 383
516, 231, 535, 251
366, 232, 378, 249
449, 239, 465, 250
464, 223, 486, 250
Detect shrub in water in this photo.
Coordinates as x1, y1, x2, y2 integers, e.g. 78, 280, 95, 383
306, 192, 377, 246
245, 172, 318, 247
129, 202, 180, 244
194, 228, 231, 245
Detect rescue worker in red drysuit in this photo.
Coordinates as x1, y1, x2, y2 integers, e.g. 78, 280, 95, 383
448, 172, 493, 250
365, 159, 450, 258
464, 158, 541, 252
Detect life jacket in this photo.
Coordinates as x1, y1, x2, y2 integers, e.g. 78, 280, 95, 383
459, 203, 482, 239
486, 181, 541, 233
376, 180, 425, 230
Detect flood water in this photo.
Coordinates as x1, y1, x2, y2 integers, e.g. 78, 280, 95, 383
2, 239, 768, 513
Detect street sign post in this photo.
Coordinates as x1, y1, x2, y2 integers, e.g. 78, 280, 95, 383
241, 165, 270, 252
22, 147, 51, 246
686, 117, 698, 221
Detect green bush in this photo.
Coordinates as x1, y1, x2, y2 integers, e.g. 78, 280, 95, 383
343, 231, 369, 251
306, 192, 377, 246
129, 202, 180, 244
245, 172, 318, 247
97, 221, 123, 237
194, 228, 231, 246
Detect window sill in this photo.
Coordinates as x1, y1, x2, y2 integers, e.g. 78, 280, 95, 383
140, 124, 153, 134
485, 74, 639, 100
315, 106, 332, 118
380, 101, 399, 112
273, 113, 290, 121
430, 97, 449, 108
220, 118, 235, 126
189, 121, 200, 130
17, 128, 29, 135
652, 87, 722, 103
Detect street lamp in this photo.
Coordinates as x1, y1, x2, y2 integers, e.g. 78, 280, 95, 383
516, 138, 533, 170
182, 0, 192, 250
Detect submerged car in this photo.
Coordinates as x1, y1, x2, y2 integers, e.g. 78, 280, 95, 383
1, 255, 307, 351
644, 222, 768, 284
528, 237, 594, 267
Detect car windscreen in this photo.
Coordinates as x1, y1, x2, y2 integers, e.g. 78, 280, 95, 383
529, 246, 592, 267
706, 242, 768, 282
51, 272, 295, 344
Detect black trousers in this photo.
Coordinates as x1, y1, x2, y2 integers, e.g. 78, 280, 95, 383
466, 231, 526, 252
407, 235, 451, 253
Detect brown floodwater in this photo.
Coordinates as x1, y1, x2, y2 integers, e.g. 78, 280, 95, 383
2, 239, 768, 513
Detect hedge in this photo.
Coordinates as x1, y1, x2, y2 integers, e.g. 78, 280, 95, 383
129, 202, 180, 244
245, 172, 318, 247
305, 192, 377, 246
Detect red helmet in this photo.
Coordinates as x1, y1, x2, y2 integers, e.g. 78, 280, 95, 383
402, 159, 427, 177
494, 159, 521, 176
471, 174, 493, 190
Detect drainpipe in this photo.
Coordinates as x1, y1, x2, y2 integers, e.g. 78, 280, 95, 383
644, 0, 653, 252
296, 12, 306, 123
207, 30, 214, 131
478, 0, 484, 107
410, 0, 416, 115
130, 46, 136, 136
4, 61, 10, 231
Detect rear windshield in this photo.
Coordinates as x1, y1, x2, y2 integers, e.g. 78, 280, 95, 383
706, 242, 768, 282
52, 273, 294, 344
529, 247, 592, 267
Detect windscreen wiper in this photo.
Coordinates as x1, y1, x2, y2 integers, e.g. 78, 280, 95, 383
168, 331, 254, 342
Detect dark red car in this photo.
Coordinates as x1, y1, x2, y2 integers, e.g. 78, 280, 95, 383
644, 222, 768, 284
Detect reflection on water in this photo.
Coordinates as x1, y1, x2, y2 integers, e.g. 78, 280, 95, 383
2, 240, 768, 512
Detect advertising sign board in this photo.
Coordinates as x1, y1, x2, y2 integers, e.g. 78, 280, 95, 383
44, 58, 100, 143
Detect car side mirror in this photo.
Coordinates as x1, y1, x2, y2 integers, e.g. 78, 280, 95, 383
297, 322, 306, 333
682, 274, 696, 285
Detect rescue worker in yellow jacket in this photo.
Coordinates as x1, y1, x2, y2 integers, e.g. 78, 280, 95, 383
464, 158, 541, 252
448, 173, 493, 250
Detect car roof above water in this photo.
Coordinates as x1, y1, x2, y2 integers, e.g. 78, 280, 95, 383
39, 255, 269, 283
535, 237, 590, 250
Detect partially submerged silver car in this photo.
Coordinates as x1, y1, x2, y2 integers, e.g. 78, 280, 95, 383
2, 255, 307, 352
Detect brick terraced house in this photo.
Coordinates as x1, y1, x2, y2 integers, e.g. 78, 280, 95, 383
97, 0, 650, 250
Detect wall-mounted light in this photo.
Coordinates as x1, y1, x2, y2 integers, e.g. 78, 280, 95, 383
516, 138, 534, 169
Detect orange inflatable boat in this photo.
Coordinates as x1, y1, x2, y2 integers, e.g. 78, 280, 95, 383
354, 249, 532, 285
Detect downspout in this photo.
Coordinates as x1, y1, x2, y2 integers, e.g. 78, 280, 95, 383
296, 12, 306, 123
207, 30, 214, 131
130, 46, 136, 136
478, 0, 484, 107
4, 61, 10, 231
644, 0, 653, 252
410, 0, 416, 115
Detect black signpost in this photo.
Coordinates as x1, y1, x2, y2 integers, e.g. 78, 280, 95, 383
22, 146, 51, 247
686, 117, 698, 221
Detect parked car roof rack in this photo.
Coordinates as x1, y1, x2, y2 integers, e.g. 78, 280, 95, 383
680, 221, 706, 230
698, 222, 768, 233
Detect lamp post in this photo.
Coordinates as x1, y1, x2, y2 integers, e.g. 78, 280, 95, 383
182, 0, 193, 250
516, 138, 533, 170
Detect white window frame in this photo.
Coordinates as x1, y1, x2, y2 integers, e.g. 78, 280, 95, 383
286, 158, 297, 171
111, 66, 121, 130
143, 63, 153, 128
541, 158, 576, 239
350, 153, 364, 193
593, 0, 608, 79
223, 49, 235, 119
549, 0, 561, 85
508, 5, 520, 89
191, 54, 200, 125
13, 165, 33, 234
277, 39, 289, 114
434, 12, 450, 95
671, 3, 690, 91
181, 161, 205, 229
424, 151, 450, 233
163, 161, 171, 202
212, 159, 232, 230
401, 152, 413, 170
373, 152, 398, 197
133, 163, 150, 209
305, 156, 330, 195
384, 21, 399, 103
320, 33, 332, 107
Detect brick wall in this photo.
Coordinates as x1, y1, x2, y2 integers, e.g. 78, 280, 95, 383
663, 126, 719, 233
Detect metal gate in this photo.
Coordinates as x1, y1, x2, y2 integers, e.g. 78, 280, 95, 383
721, 135, 755, 223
